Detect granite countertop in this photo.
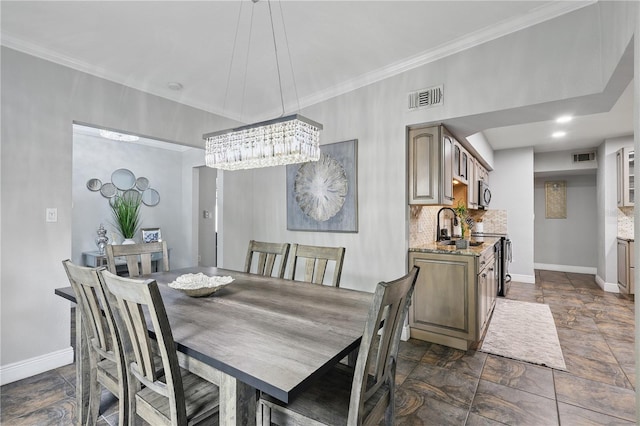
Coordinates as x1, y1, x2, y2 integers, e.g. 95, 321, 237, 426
410, 237, 500, 256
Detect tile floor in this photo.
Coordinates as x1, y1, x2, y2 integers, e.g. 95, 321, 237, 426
1, 270, 636, 425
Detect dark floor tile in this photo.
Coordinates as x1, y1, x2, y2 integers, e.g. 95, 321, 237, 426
395, 383, 469, 425
420, 345, 487, 379
398, 338, 432, 362
4, 396, 76, 426
470, 379, 558, 426
542, 294, 585, 308
465, 412, 508, 425
538, 270, 572, 283
595, 319, 635, 343
554, 370, 637, 422
556, 327, 618, 364
551, 309, 599, 332
405, 364, 478, 409
558, 402, 635, 425
0, 370, 75, 421
562, 351, 634, 390
480, 355, 555, 399
396, 357, 418, 386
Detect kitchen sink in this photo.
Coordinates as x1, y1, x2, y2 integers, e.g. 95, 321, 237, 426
469, 241, 484, 247
436, 240, 457, 246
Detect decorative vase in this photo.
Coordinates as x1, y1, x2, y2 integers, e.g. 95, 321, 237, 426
122, 238, 136, 245
95, 224, 109, 255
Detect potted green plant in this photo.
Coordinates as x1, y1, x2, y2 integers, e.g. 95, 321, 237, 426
110, 194, 141, 244
453, 201, 469, 249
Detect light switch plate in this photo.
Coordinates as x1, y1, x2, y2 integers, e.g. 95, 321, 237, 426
46, 208, 58, 222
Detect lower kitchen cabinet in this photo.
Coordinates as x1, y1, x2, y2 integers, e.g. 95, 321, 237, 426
617, 238, 635, 295
408, 243, 497, 350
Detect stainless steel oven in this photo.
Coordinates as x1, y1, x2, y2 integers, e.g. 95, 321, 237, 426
478, 180, 491, 209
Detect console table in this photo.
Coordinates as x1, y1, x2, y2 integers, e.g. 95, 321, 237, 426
83, 249, 170, 274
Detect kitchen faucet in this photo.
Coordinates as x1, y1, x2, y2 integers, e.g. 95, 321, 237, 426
436, 207, 459, 241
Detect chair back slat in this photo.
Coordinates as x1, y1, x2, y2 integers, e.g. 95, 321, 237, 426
62, 260, 117, 361
244, 240, 290, 278
348, 266, 419, 425
288, 244, 345, 287
106, 241, 169, 277
101, 270, 187, 422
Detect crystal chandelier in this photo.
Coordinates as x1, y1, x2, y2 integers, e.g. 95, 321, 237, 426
204, 0, 322, 171
205, 114, 321, 171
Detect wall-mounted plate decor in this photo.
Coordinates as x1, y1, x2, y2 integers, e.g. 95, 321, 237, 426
86, 178, 102, 191
136, 177, 149, 191
100, 182, 117, 198
142, 188, 160, 206
286, 139, 358, 232
111, 168, 136, 190
123, 189, 143, 204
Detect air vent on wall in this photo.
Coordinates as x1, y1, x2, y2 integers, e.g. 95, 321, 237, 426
572, 151, 596, 163
408, 84, 443, 110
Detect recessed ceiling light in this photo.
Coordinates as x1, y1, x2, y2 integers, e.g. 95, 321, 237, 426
556, 115, 573, 123
167, 82, 183, 91
99, 129, 139, 142
552, 131, 566, 138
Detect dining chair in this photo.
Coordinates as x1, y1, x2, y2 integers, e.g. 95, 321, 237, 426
106, 240, 169, 277
244, 240, 290, 278
62, 260, 128, 426
287, 243, 346, 287
100, 270, 220, 425
259, 266, 419, 426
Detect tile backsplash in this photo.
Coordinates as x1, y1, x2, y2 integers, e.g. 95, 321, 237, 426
409, 206, 508, 247
617, 206, 634, 239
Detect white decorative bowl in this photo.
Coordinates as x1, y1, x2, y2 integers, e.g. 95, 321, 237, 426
168, 273, 234, 298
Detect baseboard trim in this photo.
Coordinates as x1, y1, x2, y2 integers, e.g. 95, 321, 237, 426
595, 274, 620, 293
509, 273, 536, 284
0, 347, 74, 385
534, 263, 597, 275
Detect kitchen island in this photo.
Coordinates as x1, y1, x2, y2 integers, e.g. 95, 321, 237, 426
409, 237, 500, 350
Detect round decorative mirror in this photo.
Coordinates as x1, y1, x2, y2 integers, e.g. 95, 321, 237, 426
142, 188, 160, 206
111, 168, 136, 190
86, 178, 102, 192
100, 182, 117, 198
136, 177, 149, 191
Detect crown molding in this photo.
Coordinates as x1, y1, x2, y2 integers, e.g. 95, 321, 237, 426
1, 1, 595, 123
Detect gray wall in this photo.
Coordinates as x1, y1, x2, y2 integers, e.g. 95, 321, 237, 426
491, 148, 536, 282
534, 174, 597, 270
198, 166, 218, 267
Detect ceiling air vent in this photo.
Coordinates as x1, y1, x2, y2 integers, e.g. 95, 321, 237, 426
408, 84, 443, 110
572, 151, 596, 163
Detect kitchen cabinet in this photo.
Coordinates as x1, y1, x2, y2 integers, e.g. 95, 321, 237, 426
617, 238, 635, 295
408, 125, 454, 205
408, 241, 498, 350
616, 147, 634, 207
453, 141, 469, 185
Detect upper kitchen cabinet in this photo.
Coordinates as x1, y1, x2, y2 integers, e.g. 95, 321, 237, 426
467, 156, 478, 209
408, 125, 454, 205
453, 141, 469, 185
617, 147, 634, 207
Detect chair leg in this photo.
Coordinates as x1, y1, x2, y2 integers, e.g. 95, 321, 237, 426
87, 360, 101, 425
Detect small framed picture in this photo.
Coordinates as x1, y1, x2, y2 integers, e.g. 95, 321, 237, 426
141, 228, 161, 243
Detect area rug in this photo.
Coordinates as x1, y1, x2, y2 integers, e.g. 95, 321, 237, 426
480, 298, 566, 370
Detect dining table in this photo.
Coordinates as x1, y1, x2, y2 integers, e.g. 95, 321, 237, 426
55, 266, 373, 425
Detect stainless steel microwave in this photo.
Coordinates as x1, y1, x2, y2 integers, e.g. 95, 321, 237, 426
478, 180, 491, 209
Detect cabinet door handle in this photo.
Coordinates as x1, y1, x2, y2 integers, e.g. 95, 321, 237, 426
480, 260, 486, 265
489, 267, 494, 272
481, 273, 487, 278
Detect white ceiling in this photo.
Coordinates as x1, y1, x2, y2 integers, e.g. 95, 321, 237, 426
2, 0, 632, 153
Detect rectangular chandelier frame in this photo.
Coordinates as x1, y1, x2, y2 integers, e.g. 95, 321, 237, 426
204, 114, 323, 171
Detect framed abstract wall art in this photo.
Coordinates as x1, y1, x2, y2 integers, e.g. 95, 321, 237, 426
286, 139, 358, 232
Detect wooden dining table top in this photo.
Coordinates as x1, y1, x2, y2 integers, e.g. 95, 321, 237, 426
55, 266, 373, 403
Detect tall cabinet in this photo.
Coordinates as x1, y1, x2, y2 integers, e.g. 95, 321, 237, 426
617, 238, 635, 295
408, 125, 454, 205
